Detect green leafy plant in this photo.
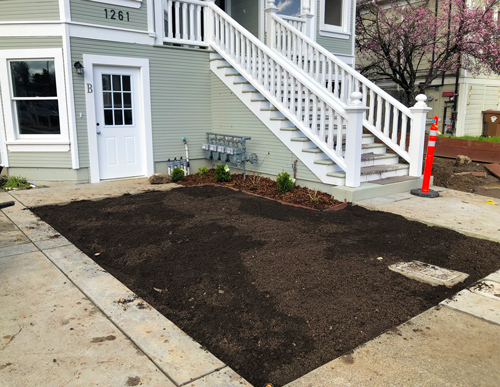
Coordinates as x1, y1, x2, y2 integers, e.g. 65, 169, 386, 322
215, 164, 231, 182
198, 166, 209, 177
308, 191, 319, 202
276, 171, 295, 193
171, 167, 185, 182
2, 176, 30, 190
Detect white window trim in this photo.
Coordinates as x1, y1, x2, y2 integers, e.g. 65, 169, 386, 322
86, 0, 143, 9
0, 49, 71, 153
319, 0, 351, 39
83, 54, 154, 183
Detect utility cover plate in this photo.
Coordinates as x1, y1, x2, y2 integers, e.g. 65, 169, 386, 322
389, 261, 469, 287
470, 280, 500, 301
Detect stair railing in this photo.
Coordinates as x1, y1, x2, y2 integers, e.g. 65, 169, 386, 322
204, 0, 373, 183
269, 10, 430, 177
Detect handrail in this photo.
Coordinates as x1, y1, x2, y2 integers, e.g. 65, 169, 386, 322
277, 14, 306, 34
206, 2, 350, 171
271, 13, 414, 162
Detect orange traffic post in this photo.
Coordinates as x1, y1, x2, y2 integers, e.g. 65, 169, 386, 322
411, 116, 440, 198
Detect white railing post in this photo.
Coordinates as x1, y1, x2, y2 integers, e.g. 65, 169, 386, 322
154, 0, 165, 44
408, 94, 432, 177
345, 92, 369, 188
205, 0, 215, 44
300, 0, 315, 39
265, 0, 278, 48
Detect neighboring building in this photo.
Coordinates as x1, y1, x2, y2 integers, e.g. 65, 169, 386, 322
0, 0, 430, 199
355, 0, 500, 136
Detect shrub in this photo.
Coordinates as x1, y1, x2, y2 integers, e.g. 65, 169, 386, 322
215, 164, 231, 182
198, 167, 209, 177
276, 171, 295, 193
171, 167, 185, 182
2, 176, 29, 190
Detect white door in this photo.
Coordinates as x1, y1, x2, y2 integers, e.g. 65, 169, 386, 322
94, 66, 144, 180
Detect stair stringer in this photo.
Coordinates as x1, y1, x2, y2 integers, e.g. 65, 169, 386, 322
210, 55, 346, 186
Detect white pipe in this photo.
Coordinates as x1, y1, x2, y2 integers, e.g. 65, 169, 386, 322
183, 137, 190, 175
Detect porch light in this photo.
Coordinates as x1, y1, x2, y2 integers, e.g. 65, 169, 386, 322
74, 61, 84, 75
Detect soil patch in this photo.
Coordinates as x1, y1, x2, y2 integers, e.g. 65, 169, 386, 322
32, 186, 500, 386
178, 169, 342, 210
432, 157, 500, 199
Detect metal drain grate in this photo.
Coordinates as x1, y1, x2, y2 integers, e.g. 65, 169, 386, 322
389, 261, 469, 287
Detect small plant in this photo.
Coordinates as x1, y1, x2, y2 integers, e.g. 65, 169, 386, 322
171, 167, 185, 182
2, 176, 30, 191
198, 166, 209, 177
215, 164, 231, 182
276, 171, 295, 193
250, 172, 262, 187
308, 191, 319, 202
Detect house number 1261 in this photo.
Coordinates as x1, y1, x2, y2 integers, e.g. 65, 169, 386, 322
104, 9, 130, 21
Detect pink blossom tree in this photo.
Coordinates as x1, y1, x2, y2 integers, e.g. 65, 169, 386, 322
356, 0, 500, 104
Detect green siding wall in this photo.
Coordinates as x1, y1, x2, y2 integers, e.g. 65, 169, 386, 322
211, 74, 320, 182
70, 0, 148, 31
8, 152, 72, 168
0, 0, 60, 22
231, 0, 260, 38
70, 38, 212, 168
0, 36, 63, 50
315, 0, 354, 56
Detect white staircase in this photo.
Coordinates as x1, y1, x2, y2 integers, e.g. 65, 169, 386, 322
157, 0, 430, 188
210, 53, 410, 185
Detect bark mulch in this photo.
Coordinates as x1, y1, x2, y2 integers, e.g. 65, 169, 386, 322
32, 186, 500, 386
177, 169, 342, 210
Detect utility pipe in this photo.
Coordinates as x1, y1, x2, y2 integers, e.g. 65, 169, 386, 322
183, 137, 190, 175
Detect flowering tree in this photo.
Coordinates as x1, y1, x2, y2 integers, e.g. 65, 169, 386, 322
356, 0, 500, 104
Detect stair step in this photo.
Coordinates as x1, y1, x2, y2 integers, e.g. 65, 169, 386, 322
217, 64, 233, 69
360, 163, 408, 175
290, 137, 309, 142
270, 117, 289, 121
242, 89, 257, 93
280, 127, 300, 132
251, 98, 268, 102
233, 80, 250, 85
261, 107, 278, 111
225, 72, 240, 76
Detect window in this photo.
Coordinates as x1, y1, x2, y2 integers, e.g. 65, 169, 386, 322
277, 0, 302, 17
102, 74, 133, 126
10, 60, 60, 135
0, 49, 70, 151
320, 0, 351, 39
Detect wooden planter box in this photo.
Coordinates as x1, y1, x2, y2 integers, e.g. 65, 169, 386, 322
427, 137, 500, 163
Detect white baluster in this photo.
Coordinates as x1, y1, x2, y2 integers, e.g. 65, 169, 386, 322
174, 1, 180, 39
167, 0, 173, 39
189, 4, 195, 41
384, 100, 390, 137
182, 3, 188, 41
400, 112, 408, 149
392, 107, 399, 143
196, 4, 202, 42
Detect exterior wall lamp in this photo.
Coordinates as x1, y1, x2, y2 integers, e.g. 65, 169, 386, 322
74, 61, 84, 75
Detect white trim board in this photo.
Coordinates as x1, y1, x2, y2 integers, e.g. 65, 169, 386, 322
83, 54, 153, 183
86, 0, 143, 9
0, 91, 8, 167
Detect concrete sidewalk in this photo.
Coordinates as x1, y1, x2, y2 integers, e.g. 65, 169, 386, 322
1, 180, 500, 386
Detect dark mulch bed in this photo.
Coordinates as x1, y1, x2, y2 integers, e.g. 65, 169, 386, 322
32, 186, 500, 386
178, 169, 342, 210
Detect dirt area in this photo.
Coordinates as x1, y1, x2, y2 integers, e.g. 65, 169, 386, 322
432, 157, 500, 199
178, 169, 341, 210
32, 187, 500, 386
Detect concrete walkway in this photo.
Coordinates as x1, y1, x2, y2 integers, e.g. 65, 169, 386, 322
1, 180, 500, 386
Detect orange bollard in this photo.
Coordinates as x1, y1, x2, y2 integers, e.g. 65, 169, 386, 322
411, 116, 440, 198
